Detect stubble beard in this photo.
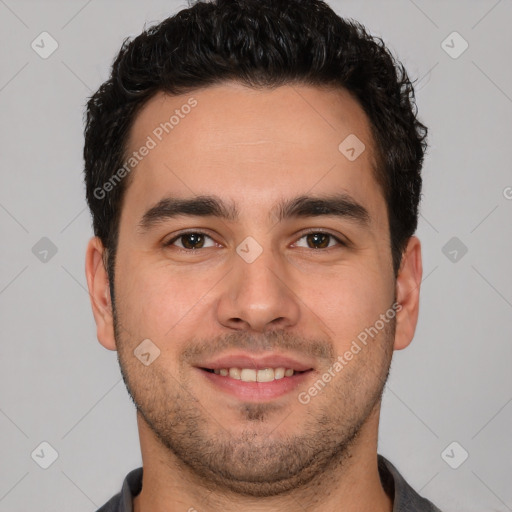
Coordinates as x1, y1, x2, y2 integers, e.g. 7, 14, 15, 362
113, 303, 395, 497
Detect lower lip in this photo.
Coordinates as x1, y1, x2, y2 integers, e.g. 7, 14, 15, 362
196, 368, 314, 401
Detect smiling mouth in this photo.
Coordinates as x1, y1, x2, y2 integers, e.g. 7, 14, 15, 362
200, 367, 311, 382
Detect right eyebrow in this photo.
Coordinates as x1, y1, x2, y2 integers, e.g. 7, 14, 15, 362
137, 195, 238, 233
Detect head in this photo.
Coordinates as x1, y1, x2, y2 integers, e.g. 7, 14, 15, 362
84, 0, 426, 498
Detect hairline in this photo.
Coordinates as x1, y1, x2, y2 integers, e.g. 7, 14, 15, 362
104, 80, 396, 288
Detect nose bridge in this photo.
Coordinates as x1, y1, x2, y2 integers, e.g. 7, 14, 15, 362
216, 235, 300, 332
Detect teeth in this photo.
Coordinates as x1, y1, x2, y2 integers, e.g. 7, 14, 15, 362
256, 368, 274, 382
274, 368, 285, 380
229, 368, 241, 380
211, 367, 296, 381
240, 368, 257, 382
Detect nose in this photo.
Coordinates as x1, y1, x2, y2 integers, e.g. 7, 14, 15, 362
216, 243, 301, 333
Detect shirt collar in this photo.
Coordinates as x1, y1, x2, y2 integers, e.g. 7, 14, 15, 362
117, 455, 441, 511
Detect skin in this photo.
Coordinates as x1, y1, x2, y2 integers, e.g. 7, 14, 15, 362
85, 82, 422, 512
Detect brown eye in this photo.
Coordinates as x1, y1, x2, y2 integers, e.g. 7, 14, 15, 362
307, 233, 329, 249
165, 232, 215, 250
295, 231, 344, 250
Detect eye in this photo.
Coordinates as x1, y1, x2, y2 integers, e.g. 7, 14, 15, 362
294, 231, 345, 250
164, 231, 216, 250
163, 230, 346, 252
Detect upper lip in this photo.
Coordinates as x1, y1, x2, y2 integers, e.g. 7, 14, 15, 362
195, 352, 315, 372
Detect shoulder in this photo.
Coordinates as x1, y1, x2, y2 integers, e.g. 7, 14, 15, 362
95, 492, 122, 512
378, 455, 443, 512
95, 467, 143, 512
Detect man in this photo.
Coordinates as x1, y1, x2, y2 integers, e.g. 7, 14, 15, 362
84, 0, 440, 510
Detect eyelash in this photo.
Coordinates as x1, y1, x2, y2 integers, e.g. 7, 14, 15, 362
163, 229, 347, 252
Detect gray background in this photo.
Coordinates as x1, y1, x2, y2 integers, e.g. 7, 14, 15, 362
0, 0, 511, 510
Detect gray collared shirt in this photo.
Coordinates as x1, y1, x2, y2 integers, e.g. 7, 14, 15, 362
96, 454, 442, 511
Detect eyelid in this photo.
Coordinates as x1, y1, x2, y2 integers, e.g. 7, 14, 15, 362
163, 229, 218, 248
296, 228, 348, 247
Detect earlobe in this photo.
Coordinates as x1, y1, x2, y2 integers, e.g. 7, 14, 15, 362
85, 236, 117, 351
393, 236, 423, 351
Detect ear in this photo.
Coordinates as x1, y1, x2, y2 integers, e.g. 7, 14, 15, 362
393, 236, 423, 351
85, 236, 117, 351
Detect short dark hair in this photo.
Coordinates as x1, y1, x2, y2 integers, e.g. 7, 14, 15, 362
84, 0, 427, 293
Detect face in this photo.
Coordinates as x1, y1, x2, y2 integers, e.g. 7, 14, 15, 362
87, 82, 421, 497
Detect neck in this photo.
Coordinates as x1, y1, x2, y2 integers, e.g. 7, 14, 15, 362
132, 405, 393, 512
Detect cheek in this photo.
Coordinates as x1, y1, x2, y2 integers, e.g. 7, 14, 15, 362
118, 263, 214, 340
309, 264, 392, 345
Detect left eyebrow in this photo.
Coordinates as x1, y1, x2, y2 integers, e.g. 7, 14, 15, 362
137, 192, 371, 234
273, 193, 370, 226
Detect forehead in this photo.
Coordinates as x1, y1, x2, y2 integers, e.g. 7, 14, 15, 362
122, 82, 384, 224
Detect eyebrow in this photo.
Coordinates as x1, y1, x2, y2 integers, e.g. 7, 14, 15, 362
137, 193, 370, 233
